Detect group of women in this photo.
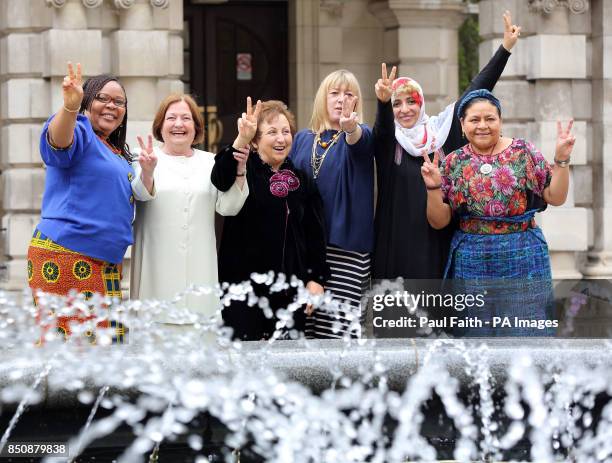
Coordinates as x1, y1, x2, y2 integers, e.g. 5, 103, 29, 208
27, 11, 573, 340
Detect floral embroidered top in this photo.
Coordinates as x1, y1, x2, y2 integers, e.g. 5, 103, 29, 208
440, 138, 552, 234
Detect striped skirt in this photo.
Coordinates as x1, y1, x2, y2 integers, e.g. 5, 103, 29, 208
306, 245, 370, 339
27, 229, 127, 343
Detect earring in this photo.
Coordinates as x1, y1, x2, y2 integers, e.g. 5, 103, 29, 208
461, 131, 465, 138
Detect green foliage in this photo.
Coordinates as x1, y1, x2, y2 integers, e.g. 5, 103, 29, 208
458, 14, 481, 94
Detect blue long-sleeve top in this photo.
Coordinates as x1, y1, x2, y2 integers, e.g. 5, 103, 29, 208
290, 125, 374, 253
36, 114, 136, 264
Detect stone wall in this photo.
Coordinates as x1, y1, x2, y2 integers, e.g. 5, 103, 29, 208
2, 0, 606, 293
0, 0, 184, 290
478, 0, 610, 279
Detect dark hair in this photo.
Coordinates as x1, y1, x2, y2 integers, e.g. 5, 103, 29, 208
152, 94, 205, 146
80, 74, 131, 162
459, 97, 502, 119
255, 100, 297, 140
457, 89, 502, 120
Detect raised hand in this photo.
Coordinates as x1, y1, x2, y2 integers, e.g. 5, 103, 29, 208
375, 63, 397, 103
136, 134, 157, 175
235, 96, 261, 147
555, 119, 575, 162
339, 94, 359, 134
233, 145, 249, 175
502, 10, 521, 52
63, 62, 84, 112
420, 149, 443, 190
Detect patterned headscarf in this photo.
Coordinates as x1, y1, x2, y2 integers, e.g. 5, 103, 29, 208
456, 89, 502, 119
391, 77, 455, 161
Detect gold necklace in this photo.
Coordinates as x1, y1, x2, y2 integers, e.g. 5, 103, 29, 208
311, 131, 341, 179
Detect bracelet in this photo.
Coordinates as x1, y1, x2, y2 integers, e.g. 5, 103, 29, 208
63, 105, 80, 113
554, 157, 570, 168
342, 125, 357, 135
426, 184, 442, 191
236, 172, 246, 177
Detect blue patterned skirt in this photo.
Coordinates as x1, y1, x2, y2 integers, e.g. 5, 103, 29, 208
444, 212, 555, 337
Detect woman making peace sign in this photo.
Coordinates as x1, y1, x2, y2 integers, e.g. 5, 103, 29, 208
212, 99, 329, 341
130, 94, 249, 323
423, 89, 574, 336
373, 11, 521, 281
290, 70, 373, 339
27, 63, 156, 337
28, 63, 157, 341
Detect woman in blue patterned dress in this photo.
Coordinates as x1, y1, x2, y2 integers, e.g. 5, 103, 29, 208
421, 90, 575, 336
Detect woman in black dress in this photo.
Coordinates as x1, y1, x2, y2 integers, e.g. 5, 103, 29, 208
372, 11, 521, 280
211, 99, 329, 341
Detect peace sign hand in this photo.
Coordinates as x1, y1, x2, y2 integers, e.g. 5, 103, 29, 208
236, 96, 262, 146
502, 10, 521, 51
136, 134, 157, 175
375, 63, 397, 103
555, 119, 575, 162
420, 149, 443, 190
339, 95, 359, 134
63, 62, 84, 112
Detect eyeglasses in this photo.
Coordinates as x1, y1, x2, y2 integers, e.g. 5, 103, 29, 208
94, 93, 127, 108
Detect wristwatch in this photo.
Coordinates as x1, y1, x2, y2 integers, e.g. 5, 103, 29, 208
554, 157, 570, 168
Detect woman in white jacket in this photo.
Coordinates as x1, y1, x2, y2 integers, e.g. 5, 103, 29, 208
131, 94, 248, 322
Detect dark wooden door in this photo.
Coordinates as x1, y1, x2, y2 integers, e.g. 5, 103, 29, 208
185, 1, 289, 150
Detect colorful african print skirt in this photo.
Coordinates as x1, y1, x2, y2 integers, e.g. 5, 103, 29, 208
444, 211, 555, 337
27, 229, 127, 343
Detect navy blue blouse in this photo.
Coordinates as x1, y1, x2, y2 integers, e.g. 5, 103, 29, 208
290, 125, 374, 253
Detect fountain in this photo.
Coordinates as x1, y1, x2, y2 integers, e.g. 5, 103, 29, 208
0, 277, 610, 462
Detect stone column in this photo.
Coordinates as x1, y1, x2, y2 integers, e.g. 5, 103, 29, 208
289, 0, 321, 128
479, 0, 591, 279
0, 0, 54, 290
369, 0, 468, 115
582, 0, 612, 278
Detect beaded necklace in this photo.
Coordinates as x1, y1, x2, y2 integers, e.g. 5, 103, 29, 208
310, 131, 342, 179
97, 135, 121, 156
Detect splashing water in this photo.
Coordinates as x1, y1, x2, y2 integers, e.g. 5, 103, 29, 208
0, 276, 608, 463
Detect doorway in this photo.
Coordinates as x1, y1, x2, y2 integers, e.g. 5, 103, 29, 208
185, 1, 289, 151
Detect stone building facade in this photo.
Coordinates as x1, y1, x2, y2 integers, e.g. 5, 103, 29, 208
0, 0, 609, 292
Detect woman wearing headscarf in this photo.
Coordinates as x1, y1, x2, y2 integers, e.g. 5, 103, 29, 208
27, 63, 156, 340
212, 99, 329, 341
130, 94, 249, 323
421, 89, 574, 336
290, 70, 373, 339
372, 12, 521, 280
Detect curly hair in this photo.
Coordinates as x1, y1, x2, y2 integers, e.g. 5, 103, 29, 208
80, 74, 131, 162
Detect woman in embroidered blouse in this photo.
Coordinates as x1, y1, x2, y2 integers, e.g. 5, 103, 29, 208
211, 99, 329, 341
422, 89, 574, 336
27, 63, 156, 339
372, 11, 521, 281
290, 70, 373, 339
130, 94, 249, 322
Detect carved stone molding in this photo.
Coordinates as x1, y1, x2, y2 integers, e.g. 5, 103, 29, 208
45, 0, 104, 7
82, 0, 104, 7
45, 0, 67, 7
528, 0, 589, 15
150, 0, 170, 7
320, 0, 345, 18
113, 0, 136, 8
46, 0, 169, 8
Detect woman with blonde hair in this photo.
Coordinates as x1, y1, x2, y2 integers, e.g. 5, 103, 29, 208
131, 94, 248, 321
290, 70, 374, 339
